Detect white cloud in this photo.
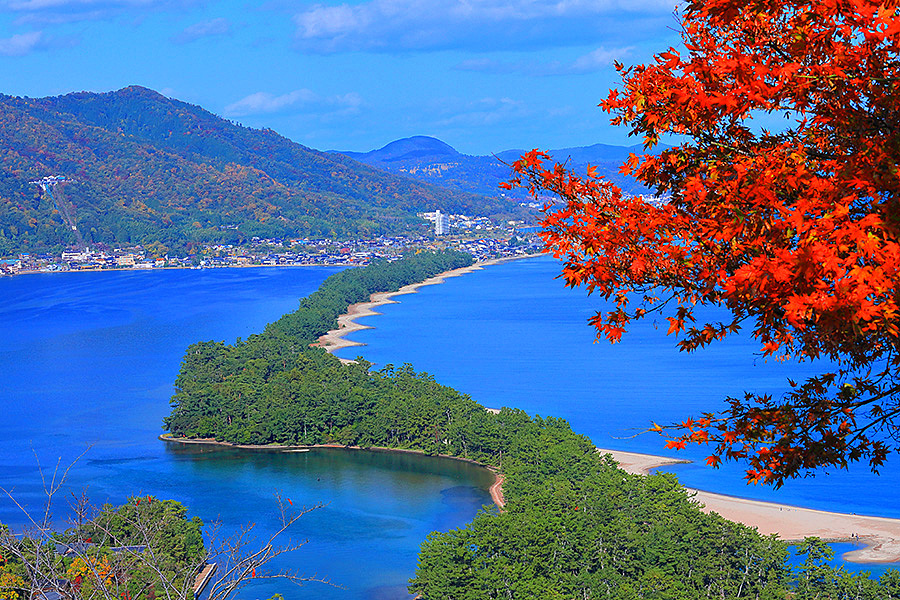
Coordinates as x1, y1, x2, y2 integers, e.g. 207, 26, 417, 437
6, 0, 85, 8
0, 30, 43, 55
225, 90, 319, 116
4, 0, 194, 26
455, 57, 499, 71
293, 0, 672, 52
569, 46, 625, 72
456, 46, 630, 75
224, 89, 363, 118
12, 9, 103, 24
172, 17, 230, 44
5, 0, 161, 10
332, 92, 363, 109
432, 96, 531, 128
298, 3, 366, 39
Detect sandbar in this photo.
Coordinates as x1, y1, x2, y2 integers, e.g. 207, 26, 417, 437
160, 435, 900, 563
489, 472, 506, 508
178, 253, 900, 565
312, 256, 900, 564
313, 255, 539, 361
601, 448, 900, 564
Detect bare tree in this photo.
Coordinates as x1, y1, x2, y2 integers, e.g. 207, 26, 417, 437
1, 455, 331, 600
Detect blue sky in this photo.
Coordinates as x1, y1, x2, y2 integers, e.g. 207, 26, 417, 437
0, 0, 681, 155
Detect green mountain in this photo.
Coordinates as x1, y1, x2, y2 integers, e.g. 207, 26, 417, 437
0, 87, 525, 255
336, 135, 657, 199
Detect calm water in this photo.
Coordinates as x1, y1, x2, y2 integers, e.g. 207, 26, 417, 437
334, 255, 900, 574
4, 259, 898, 590
0, 267, 493, 600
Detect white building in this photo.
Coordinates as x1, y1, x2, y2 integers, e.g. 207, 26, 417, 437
434, 210, 448, 235
116, 254, 137, 267
420, 210, 450, 236
61, 250, 90, 262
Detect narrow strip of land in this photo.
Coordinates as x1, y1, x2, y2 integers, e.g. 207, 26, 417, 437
488, 473, 505, 507
311, 256, 900, 564
160, 433, 900, 562
193, 563, 217, 595
313, 256, 535, 360
601, 448, 900, 564
185, 253, 900, 565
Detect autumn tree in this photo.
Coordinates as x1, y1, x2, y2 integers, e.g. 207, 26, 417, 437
507, 0, 900, 485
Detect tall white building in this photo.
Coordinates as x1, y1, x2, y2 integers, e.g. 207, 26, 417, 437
421, 210, 450, 235
434, 210, 448, 236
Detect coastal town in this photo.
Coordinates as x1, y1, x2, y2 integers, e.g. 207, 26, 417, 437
0, 212, 543, 276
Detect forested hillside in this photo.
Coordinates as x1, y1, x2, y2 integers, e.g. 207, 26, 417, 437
0, 87, 525, 255
1, 497, 205, 600
164, 253, 900, 599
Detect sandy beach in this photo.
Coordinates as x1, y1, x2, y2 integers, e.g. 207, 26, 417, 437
176, 255, 900, 565
160, 434, 900, 563
601, 448, 900, 563
311, 256, 900, 563
313, 256, 535, 361
488, 472, 505, 507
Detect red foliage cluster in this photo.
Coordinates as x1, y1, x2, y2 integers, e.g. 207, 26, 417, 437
507, 0, 900, 486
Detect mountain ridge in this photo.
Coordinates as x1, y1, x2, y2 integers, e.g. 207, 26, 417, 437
342, 136, 462, 163
333, 136, 658, 199
0, 87, 525, 255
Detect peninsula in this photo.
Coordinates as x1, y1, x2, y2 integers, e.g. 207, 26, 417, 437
604, 449, 900, 563
314, 255, 535, 359
163, 252, 900, 598
310, 257, 900, 562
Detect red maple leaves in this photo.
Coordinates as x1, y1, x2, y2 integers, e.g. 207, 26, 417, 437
509, 0, 900, 486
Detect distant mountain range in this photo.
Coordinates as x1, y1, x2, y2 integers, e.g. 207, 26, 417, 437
0, 87, 526, 255
335, 136, 655, 199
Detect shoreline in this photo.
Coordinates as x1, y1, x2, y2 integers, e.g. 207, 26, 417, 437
308, 254, 900, 564
600, 448, 900, 564
11, 262, 352, 278
164, 254, 900, 565
9, 252, 544, 279
161, 434, 900, 563
312, 254, 541, 361
159, 434, 506, 506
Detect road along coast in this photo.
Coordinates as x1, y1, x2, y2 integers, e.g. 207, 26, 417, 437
602, 448, 900, 564
313, 256, 538, 361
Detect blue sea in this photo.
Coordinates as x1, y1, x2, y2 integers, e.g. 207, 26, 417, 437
2, 258, 898, 597
0, 267, 493, 600
334, 255, 900, 576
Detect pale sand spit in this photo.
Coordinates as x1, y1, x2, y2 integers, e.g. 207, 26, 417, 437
311, 256, 900, 564
313, 256, 538, 362
601, 448, 900, 564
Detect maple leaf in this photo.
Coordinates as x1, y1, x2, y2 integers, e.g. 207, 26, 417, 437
666, 316, 686, 335
508, 0, 900, 486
